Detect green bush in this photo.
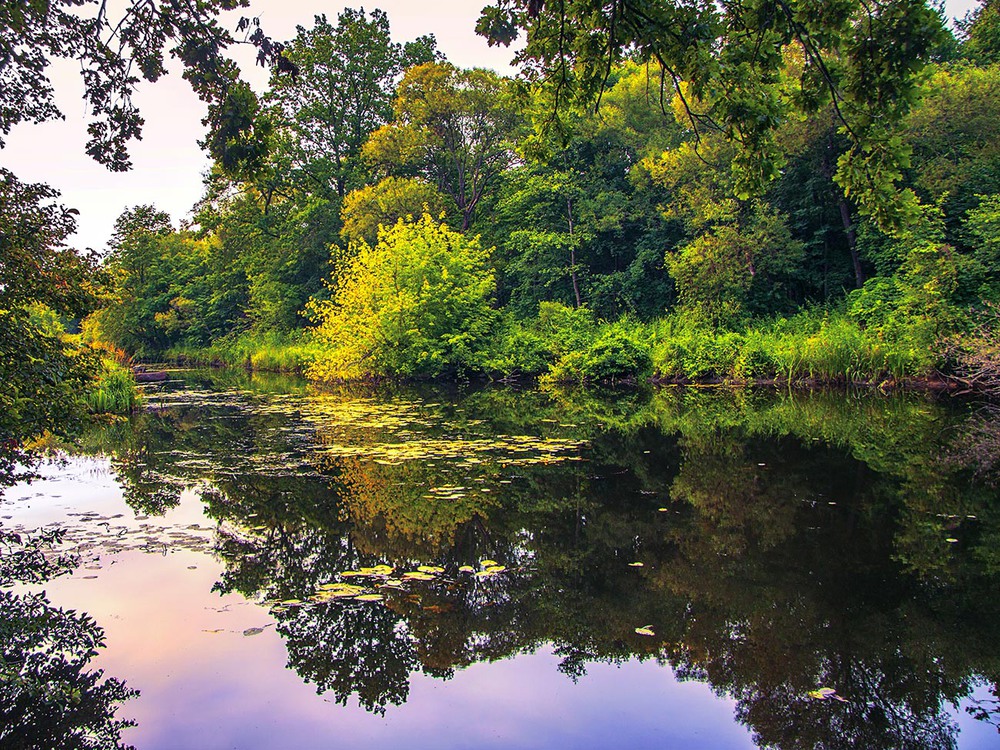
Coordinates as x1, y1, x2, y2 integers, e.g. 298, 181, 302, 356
582, 326, 653, 382
307, 213, 496, 380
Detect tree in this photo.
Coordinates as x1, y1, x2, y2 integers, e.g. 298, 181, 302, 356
265, 10, 414, 200
0, 0, 291, 477
363, 62, 520, 231
0, 171, 103, 485
340, 177, 456, 247
1, 0, 293, 175
645, 137, 804, 324
477, 0, 949, 230
904, 64, 1000, 234
960, 0, 1000, 65
308, 213, 496, 379
487, 66, 682, 320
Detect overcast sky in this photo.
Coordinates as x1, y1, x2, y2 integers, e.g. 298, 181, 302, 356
0, 0, 983, 252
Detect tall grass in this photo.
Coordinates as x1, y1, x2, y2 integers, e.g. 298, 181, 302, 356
84, 360, 140, 414
644, 308, 939, 384
164, 330, 325, 373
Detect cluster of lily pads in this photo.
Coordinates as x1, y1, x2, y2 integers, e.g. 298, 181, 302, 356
268, 559, 508, 612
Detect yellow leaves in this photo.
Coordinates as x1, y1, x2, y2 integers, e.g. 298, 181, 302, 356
402, 572, 436, 581
306, 212, 495, 381
314, 583, 366, 599
635, 626, 655, 637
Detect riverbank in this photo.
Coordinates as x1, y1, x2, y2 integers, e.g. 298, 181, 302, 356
150, 307, 978, 394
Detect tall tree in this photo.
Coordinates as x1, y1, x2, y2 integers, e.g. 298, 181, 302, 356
363, 62, 520, 231
265, 10, 414, 200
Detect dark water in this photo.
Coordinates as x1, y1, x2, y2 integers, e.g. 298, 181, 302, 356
3, 370, 1000, 749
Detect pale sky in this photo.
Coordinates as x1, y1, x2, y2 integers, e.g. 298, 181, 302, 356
0, 0, 983, 252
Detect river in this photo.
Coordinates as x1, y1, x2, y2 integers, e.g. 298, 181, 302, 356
2, 370, 999, 749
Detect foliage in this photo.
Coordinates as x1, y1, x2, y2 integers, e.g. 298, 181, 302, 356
904, 64, 1000, 230
83, 360, 140, 414
363, 62, 520, 230
165, 329, 324, 373
959, 0, 1000, 65
340, 177, 455, 247
477, 0, 948, 228
0, 0, 298, 176
545, 319, 654, 384
0, 527, 137, 748
308, 213, 496, 379
264, 10, 418, 199
0, 172, 107, 485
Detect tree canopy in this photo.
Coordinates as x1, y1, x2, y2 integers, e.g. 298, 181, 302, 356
477, 0, 950, 228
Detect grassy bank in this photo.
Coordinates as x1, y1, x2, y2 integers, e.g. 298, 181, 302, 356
474, 304, 947, 388
84, 358, 141, 414
163, 330, 325, 373
158, 306, 956, 389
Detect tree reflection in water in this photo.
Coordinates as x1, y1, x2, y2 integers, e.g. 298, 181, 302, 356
0, 527, 137, 750
95, 373, 1000, 746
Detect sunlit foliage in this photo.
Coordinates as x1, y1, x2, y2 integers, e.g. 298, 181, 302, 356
308, 213, 496, 379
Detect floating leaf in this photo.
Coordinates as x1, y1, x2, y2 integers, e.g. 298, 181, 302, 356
315, 583, 365, 599
243, 625, 269, 637
280, 599, 302, 606
402, 572, 435, 581
355, 594, 385, 602
485, 565, 506, 573
945, 538, 959, 543
417, 565, 445, 573
635, 626, 655, 637
480, 559, 499, 567
458, 565, 475, 573
628, 562, 644, 567
360, 565, 394, 576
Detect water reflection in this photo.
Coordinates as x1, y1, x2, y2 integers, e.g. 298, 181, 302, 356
65, 374, 1000, 746
0, 527, 137, 749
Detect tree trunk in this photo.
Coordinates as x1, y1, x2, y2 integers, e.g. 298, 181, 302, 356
839, 196, 864, 289
567, 197, 582, 308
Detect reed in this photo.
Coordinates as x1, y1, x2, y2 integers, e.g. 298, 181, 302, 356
84, 361, 140, 414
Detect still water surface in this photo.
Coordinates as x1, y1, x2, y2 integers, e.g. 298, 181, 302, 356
3, 370, 1000, 749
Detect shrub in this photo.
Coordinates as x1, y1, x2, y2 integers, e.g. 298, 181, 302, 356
307, 213, 497, 380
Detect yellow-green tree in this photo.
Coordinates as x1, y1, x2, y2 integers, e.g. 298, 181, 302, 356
340, 177, 455, 247
308, 213, 495, 379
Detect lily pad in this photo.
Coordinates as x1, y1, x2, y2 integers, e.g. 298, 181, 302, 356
402, 572, 436, 581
